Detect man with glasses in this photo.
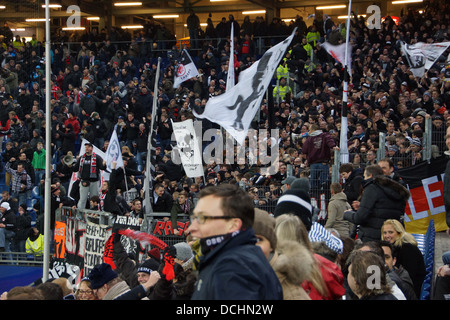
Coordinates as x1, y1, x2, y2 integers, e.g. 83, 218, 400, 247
187, 184, 283, 300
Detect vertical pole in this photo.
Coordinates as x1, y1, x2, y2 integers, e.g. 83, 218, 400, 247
43, 0, 51, 282
339, 0, 352, 164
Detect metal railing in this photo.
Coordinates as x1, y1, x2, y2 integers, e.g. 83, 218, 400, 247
0, 252, 43, 266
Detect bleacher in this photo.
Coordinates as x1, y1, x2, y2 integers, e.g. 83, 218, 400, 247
412, 219, 436, 300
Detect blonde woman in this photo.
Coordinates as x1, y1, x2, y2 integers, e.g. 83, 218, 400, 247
275, 214, 345, 300
381, 219, 427, 298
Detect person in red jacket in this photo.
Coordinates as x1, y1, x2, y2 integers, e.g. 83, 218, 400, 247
64, 112, 81, 136
301, 123, 337, 199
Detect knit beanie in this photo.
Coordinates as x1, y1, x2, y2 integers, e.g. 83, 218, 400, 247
290, 178, 311, 193
87, 263, 118, 289
274, 189, 313, 231
173, 242, 194, 262
253, 208, 277, 250
148, 247, 161, 262
137, 258, 160, 274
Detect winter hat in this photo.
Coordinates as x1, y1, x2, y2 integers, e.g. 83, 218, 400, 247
137, 258, 160, 274
290, 178, 311, 193
274, 189, 312, 231
308, 222, 343, 254
1, 202, 10, 211
148, 247, 161, 262
411, 138, 422, 147
253, 208, 277, 250
87, 263, 118, 289
281, 176, 295, 186
173, 242, 194, 262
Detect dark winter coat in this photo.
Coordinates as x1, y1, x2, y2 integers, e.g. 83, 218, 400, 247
152, 190, 174, 213
191, 228, 283, 300
344, 175, 410, 243
394, 242, 427, 299
14, 212, 32, 241
342, 168, 364, 204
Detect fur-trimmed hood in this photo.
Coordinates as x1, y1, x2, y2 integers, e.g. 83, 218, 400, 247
371, 175, 411, 202
363, 176, 411, 202
271, 240, 315, 284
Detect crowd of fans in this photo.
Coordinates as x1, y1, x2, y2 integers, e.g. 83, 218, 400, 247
0, 0, 449, 300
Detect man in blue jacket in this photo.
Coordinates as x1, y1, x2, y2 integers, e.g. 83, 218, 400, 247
187, 184, 283, 300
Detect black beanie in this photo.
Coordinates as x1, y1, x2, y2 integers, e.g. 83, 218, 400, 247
87, 263, 118, 289
137, 258, 160, 274
273, 189, 313, 231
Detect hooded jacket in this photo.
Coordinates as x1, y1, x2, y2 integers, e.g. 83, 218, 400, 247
344, 175, 410, 242
302, 130, 336, 164
325, 192, 353, 238
270, 240, 314, 300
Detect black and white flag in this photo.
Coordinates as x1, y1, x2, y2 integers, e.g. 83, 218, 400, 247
193, 29, 296, 145
401, 41, 450, 78
171, 119, 203, 178
173, 49, 199, 88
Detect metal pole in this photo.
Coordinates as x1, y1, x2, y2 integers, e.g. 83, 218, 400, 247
339, 0, 352, 164
42, 0, 51, 282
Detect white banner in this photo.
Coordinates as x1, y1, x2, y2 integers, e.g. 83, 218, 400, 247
173, 49, 199, 88
193, 29, 296, 145
171, 119, 204, 178
401, 41, 450, 78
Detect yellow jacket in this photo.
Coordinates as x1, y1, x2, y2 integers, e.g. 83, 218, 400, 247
26, 234, 44, 256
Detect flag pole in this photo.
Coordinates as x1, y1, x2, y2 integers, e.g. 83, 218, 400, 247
144, 57, 161, 214
226, 23, 235, 92
42, 0, 51, 282
339, 0, 352, 164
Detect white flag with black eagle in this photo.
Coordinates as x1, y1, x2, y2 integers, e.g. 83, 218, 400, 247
401, 41, 450, 78
193, 28, 296, 145
173, 49, 199, 88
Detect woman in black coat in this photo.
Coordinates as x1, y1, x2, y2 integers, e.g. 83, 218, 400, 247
344, 165, 410, 243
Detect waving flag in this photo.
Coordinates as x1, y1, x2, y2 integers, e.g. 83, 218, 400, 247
322, 41, 352, 75
173, 49, 199, 88
401, 41, 450, 78
106, 128, 124, 171
193, 29, 296, 145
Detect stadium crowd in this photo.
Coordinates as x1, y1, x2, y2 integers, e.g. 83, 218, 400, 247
0, 0, 450, 301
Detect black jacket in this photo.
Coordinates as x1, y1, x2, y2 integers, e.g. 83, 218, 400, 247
342, 168, 364, 204
0, 208, 16, 231
152, 190, 174, 213
344, 176, 410, 242
100, 169, 124, 216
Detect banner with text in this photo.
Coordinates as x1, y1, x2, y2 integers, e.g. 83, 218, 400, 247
84, 221, 112, 275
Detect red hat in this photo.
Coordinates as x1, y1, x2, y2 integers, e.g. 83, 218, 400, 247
148, 248, 161, 261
